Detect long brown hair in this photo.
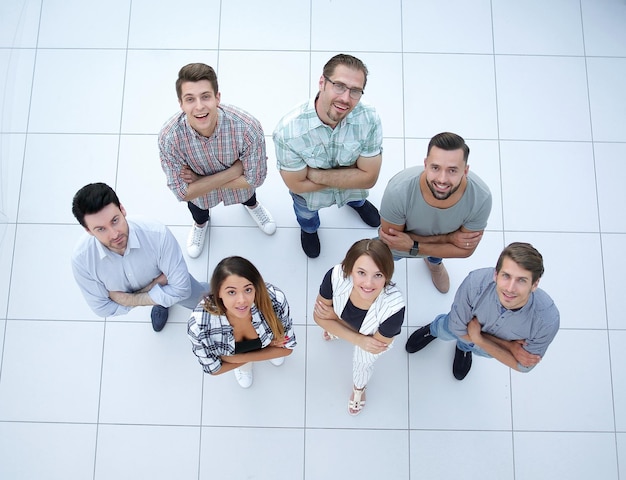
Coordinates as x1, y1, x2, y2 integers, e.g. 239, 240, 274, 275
203, 256, 284, 338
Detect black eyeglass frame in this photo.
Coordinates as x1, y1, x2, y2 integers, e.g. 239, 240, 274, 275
323, 76, 365, 100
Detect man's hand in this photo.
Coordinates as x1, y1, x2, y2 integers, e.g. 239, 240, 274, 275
180, 165, 200, 184
153, 273, 168, 286
510, 340, 542, 368
379, 226, 413, 253
447, 229, 483, 250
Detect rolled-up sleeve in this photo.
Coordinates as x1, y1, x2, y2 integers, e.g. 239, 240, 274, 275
448, 275, 476, 338
240, 121, 268, 189
188, 308, 223, 374
159, 135, 189, 202
148, 227, 192, 308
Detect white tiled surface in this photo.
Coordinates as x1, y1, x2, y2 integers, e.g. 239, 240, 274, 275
0, 1, 624, 479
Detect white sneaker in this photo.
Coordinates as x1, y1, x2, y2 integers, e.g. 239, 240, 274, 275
234, 363, 253, 388
269, 357, 284, 367
245, 203, 276, 235
187, 223, 208, 258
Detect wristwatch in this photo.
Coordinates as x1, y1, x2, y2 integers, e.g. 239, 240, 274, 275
409, 241, 419, 256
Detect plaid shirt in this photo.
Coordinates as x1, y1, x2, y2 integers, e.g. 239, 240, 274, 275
159, 104, 267, 209
273, 96, 383, 210
187, 283, 297, 374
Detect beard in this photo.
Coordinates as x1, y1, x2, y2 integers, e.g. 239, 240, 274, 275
427, 178, 463, 200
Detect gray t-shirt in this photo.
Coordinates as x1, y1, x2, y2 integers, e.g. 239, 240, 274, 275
380, 166, 492, 258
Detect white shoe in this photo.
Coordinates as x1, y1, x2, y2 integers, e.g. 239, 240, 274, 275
234, 363, 253, 388
246, 203, 276, 235
187, 223, 208, 258
269, 357, 284, 367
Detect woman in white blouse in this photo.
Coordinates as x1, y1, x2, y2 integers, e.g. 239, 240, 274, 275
313, 239, 405, 415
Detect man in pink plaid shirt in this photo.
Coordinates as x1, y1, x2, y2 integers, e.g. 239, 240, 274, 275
159, 63, 276, 258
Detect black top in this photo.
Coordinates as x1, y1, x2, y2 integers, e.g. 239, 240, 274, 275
235, 337, 263, 354
319, 268, 404, 338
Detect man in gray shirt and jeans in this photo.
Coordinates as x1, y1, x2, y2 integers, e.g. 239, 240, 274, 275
379, 132, 492, 293
405, 242, 560, 380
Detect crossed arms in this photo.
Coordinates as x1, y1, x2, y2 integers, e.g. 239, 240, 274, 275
280, 154, 382, 194
107, 273, 167, 308
179, 161, 252, 202
312, 294, 392, 355
379, 219, 484, 259
461, 317, 541, 371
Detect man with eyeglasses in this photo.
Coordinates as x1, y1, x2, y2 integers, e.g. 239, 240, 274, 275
273, 54, 383, 258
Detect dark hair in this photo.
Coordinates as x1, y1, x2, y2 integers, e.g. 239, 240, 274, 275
322, 54, 369, 89
203, 256, 284, 338
496, 242, 545, 284
341, 238, 394, 287
176, 63, 219, 101
427, 132, 470, 163
72, 183, 121, 228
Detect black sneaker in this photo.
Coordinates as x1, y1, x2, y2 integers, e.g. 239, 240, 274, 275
300, 230, 320, 258
452, 347, 472, 380
151, 305, 169, 332
350, 200, 381, 227
405, 323, 437, 353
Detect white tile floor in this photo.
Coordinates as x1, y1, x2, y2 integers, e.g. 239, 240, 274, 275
0, 0, 625, 479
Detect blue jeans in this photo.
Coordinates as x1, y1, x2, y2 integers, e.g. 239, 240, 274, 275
391, 254, 443, 263
290, 192, 365, 233
429, 314, 491, 358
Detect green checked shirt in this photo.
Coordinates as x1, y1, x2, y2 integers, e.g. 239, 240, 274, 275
273, 96, 383, 210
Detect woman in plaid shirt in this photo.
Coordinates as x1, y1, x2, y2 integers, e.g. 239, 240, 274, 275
188, 256, 297, 388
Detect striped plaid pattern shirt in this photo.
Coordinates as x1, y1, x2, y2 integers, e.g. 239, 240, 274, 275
159, 104, 267, 209
273, 96, 383, 210
187, 283, 297, 374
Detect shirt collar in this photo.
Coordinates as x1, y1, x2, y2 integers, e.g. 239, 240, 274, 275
307, 94, 353, 131
95, 220, 140, 259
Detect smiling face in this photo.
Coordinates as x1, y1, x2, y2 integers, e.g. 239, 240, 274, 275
494, 257, 539, 310
179, 80, 221, 137
83, 203, 129, 255
350, 254, 387, 304
315, 65, 365, 128
423, 146, 469, 201
218, 274, 256, 321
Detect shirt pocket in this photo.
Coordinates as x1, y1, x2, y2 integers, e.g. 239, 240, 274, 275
335, 141, 362, 166
300, 144, 328, 168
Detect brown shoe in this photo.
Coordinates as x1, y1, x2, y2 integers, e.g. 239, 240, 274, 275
424, 258, 450, 293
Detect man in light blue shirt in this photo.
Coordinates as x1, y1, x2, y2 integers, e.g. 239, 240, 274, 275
71, 183, 208, 331
273, 54, 383, 258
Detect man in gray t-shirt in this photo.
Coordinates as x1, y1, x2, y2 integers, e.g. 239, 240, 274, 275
379, 132, 492, 293
405, 242, 560, 381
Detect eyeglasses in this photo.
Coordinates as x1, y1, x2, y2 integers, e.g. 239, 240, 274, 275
323, 76, 364, 100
